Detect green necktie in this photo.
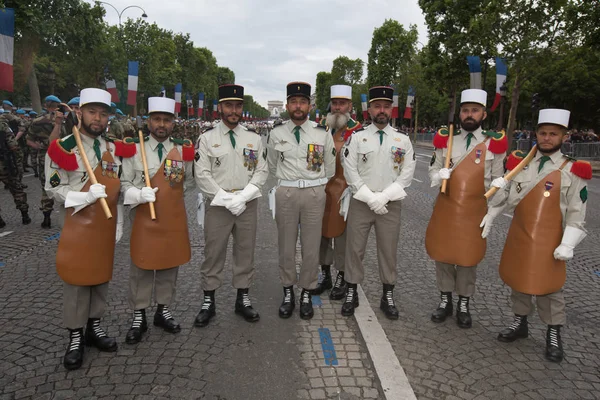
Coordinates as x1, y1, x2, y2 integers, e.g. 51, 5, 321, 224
466, 133, 474, 150
538, 155, 551, 172
93, 139, 101, 162
228, 130, 236, 149
157, 143, 164, 162
293, 126, 300, 144
378, 130, 384, 145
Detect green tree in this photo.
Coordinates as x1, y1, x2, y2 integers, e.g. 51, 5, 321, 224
330, 56, 364, 86
315, 71, 332, 112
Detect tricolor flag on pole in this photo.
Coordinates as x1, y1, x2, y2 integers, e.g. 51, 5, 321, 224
361, 94, 368, 120
0, 8, 15, 92
198, 93, 204, 118
105, 79, 119, 103
404, 86, 416, 119
174, 83, 182, 113
351, 109, 357, 121
127, 61, 139, 106
160, 86, 166, 97
466, 56, 482, 89
391, 91, 399, 119
315, 109, 320, 123
212, 100, 218, 119
186, 93, 194, 116
490, 57, 508, 112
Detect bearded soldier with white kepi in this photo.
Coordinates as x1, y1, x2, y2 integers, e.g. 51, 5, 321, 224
194, 84, 268, 327
267, 82, 336, 320
45, 88, 122, 370
483, 109, 590, 362
340, 86, 416, 319
425, 89, 507, 328
314, 85, 362, 299
120, 97, 195, 344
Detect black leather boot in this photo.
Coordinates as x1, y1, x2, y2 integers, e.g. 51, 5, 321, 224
456, 296, 472, 329
299, 289, 314, 320
0, 215, 5, 229
154, 304, 181, 333
235, 288, 260, 322
125, 309, 147, 344
341, 283, 359, 316
21, 210, 31, 225
278, 286, 295, 319
380, 284, 399, 320
41, 211, 51, 229
85, 318, 117, 352
312, 265, 332, 295
498, 315, 528, 342
545, 325, 564, 363
329, 271, 347, 300
194, 291, 216, 327
63, 328, 84, 371
431, 292, 453, 323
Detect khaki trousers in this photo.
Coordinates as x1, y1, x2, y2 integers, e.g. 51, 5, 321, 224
435, 262, 477, 297
319, 230, 347, 272
201, 199, 258, 291
511, 289, 566, 325
128, 264, 179, 310
63, 282, 109, 329
345, 198, 401, 285
275, 186, 326, 290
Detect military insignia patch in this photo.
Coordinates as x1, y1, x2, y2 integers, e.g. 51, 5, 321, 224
49, 170, 61, 187
195, 151, 200, 162
580, 186, 588, 203
430, 152, 436, 166
344, 148, 349, 158
331, 148, 336, 156
263, 149, 267, 160
516, 183, 522, 193
247, 143, 253, 149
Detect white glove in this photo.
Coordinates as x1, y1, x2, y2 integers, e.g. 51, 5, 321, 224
353, 184, 376, 204
65, 184, 107, 214
554, 226, 587, 260
124, 186, 158, 207
226, 194, 247, 216
438, 168, 451, 180
381, 182, 407, 202
491, 177, 508, 189
115, 204, 124, 243
368, 192, 389, 212
238, 184, 261, 202
479, 214, 495, 239
139, 187, 158, 204
87, 183, 107, 203
373, 205, 388, 215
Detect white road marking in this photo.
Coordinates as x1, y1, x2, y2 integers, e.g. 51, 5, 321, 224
23, 174, 34, 178
412, 178, 423, 182
355, 285, 417, 400
417, 153, 431, 157
417, 160, 430, 164
0, 231, 14, 238
503, 213, 513, 219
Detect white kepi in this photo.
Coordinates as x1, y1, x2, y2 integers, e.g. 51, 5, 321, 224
148, 97, 176, 115
79, 88, 112, 108
331, 85, 352, 100
538, 109, 570, 128
460, 89, 487, 107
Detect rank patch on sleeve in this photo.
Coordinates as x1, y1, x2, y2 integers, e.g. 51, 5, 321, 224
332, 148, 336, 156
430, 152, 436, 166
580, 186, 588, 203
195, 151, 200, 162
344, 148, 349, 158
49, 170, 61, 187
263, 149, 267, 160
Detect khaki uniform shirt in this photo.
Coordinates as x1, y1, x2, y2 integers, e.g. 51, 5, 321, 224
428, 127, 504, 188
342, 124, 416, 193
195, 122, 268, 197
490, 151, 587, 231
120, 135, 195, 194
45, 134, 121, 203
266, 119, 335, 181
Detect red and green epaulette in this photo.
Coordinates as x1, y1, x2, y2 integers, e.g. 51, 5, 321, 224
482, 130, 509, 154
343, 119, 362, 141
47, 135, 78, 171
432, 126, 449, 149
170, 137, 195, 161
569, 158, 592, 180
113, 136, 139, 158
505, 149, 528, 171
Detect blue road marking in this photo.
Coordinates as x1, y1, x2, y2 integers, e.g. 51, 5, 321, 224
594, 270, 600, 278
45, 233, 60, 241
0, 262, 5, 267
318, 328, 338, 366
312, 295, 322, 307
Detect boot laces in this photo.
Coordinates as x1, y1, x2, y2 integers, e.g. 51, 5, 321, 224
161, 306, 174, 320
241, 293, 252, 307
549, 328, 560, 347
385, 291, 395, 307
201, 296, 213, 310
509, 316, 524, 331
68, 331, 82, 351
284, 289, 292, 303
131, 310, 144, 328
301, 290, 311, 304
459, 298, 469, 313
438, 294, 449, 308
333, 274, 344, 289
345, 287, 355, 302
91, 319, 107, 338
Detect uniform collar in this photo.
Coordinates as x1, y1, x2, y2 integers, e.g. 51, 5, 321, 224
459, 126, 484, 139
148, 134, 169, 151
219, 121, 240, 136
369, 123, 392, 135
289, 119, 311, 133
535, 149, 564, 164
79, 132, 99, 146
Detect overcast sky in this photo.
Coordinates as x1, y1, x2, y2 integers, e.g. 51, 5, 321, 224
92, 0, 428, 107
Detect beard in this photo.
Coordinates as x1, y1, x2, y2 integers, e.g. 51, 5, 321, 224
81, 120, 105, 137
151, 127, 170, 139
325, 112, 350, 131
538, 141, 563, 154
460, 117, 483, 132
221, 111, 241, 127
373, 112, 390, 125
290, 109, 308, 122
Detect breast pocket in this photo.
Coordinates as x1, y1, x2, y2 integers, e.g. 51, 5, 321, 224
207, 147, 229, 168
273, 141, 293, 153
357, 143, 375, 174
510, 174, 531, 196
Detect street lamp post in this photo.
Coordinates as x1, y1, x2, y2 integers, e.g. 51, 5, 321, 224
98, 1, 148, 26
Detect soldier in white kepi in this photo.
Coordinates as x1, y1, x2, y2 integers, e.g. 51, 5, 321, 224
267, 82, 336, 320
120, 96, 195, 344
484, 109, 590, 362
194, 84, 268, 327
340, 86, 416, 319
45, 88, 121, 370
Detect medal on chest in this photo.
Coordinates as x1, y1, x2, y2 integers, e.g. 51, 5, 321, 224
306, 144, 324, 172
475, 149, 482, 164
164, 159, 184, 186
243, 148, 258, 171
544, 181, 554, 197
391, 146, 405, 170
101, 161, 119, 179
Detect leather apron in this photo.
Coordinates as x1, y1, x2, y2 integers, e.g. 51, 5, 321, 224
425, 142, 488, 266
56, 149, 120, 286
322, 131, 347, 238
499, 161, 568, 295
130, 147, 191, 270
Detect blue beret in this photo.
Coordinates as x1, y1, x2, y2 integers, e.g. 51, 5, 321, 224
16, 109, 26, 115
111, 102, 117, 108
67, 97, 80, 106
116, 109, 125, 116
142, 116, 148, 119
44, 95, 61, 103
29, 111, 38, 116
2, 100, 14, 107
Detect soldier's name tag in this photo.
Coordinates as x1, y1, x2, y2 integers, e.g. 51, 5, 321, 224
164, 159, 184, 185
306, 144, 324, 172
243, 148, 258, 171
101, 161, 119, 179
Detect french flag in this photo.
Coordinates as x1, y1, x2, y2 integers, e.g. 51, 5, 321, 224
391, 91, 399, 119
403, 86, 416, 119
351, 109, 357, 120
490, 57, 508, 112
198, 93, 204, 118
127, 61, 139, 106
174, 83, 182, 113
361, 94, 368, 120
212, 100, 218, 119
105, 79, 119, 103
0, 8, 15, 92
315, 109, 320, 123
466, 56, 482, 89
186, 93, 194, 116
